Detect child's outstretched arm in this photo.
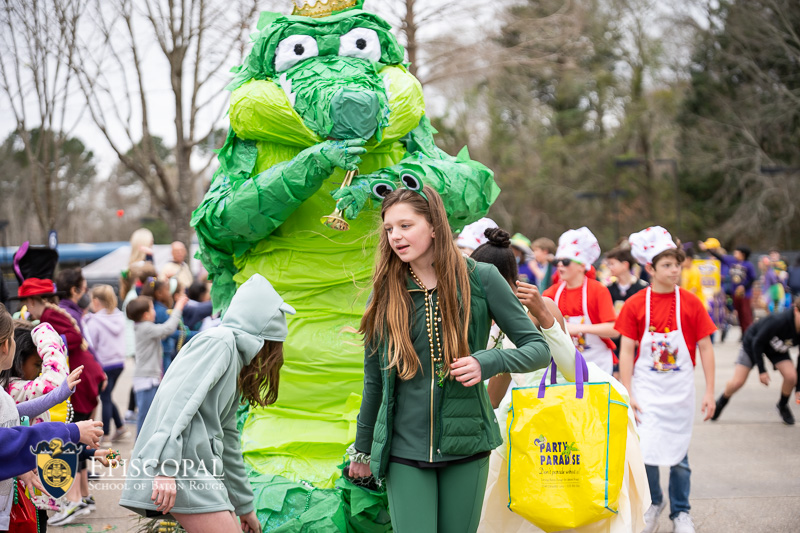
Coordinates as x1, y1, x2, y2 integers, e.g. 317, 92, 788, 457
149, 295, 189, 340
517, 282, 576, 382
7, 323, 69, 404
697, 335, 716, 421
16, 366, 82, 420
0, 419, 102, 480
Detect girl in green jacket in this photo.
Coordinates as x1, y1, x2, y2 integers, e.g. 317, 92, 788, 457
119, 274, 294, 533
349, 186, 551, 532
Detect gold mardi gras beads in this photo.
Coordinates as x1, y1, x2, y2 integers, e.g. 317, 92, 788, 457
410, 268, 446, 387
292, 0, 358, 18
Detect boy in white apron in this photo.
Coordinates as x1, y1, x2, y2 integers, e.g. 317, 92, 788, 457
616, 227, 717, 533
543, 227, 618, 375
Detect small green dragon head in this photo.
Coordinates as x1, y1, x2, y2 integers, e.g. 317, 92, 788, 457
228, 1, 424, 145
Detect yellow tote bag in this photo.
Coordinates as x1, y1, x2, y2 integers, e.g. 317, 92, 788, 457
507, 352, 628, 532
48, 400, 70, 423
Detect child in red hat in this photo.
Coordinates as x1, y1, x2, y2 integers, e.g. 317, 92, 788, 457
14, 278, 107, 522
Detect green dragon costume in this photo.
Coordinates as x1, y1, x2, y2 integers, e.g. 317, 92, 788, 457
190, 0, 500, 530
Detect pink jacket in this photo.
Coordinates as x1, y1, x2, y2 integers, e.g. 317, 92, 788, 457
6, 323, 69, 424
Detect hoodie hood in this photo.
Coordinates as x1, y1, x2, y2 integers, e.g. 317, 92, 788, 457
85, 308, 126, 336
221, 274, 295, 366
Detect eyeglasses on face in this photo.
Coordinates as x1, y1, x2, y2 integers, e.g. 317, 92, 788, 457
555, 258, 573, 267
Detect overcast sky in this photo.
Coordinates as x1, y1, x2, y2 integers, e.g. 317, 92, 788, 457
0, 0, 697, 182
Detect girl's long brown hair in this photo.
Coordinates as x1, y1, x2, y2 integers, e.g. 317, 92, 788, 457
360, 186, 472, 380
239, 341, 284, 407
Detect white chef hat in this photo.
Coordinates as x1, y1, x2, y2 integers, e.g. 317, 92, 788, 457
556, 227, 601, 266
629, 226, 677, 265
456, 218, 498, 251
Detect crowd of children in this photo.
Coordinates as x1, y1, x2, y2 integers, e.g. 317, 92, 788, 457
0, 229, 217, 529
1, 210, 798, 533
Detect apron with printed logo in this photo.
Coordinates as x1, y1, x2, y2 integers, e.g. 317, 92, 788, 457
634, 286, 695, 466
554, 279, 614, 375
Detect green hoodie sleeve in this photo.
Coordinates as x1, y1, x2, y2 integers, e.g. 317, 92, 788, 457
354, 342, 382, 454
471, 265, 551, 378
221, 405, 255, 515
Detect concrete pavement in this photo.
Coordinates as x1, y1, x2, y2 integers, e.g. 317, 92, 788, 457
651, 329, 800, 532
46, 330, 799, 532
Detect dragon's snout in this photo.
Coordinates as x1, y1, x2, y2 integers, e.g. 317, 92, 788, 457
328, 88, 380, 140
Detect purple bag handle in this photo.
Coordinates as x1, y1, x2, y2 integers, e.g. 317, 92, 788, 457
538, 349, 589, 399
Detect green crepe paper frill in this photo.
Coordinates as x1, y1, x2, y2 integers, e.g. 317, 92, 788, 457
248, 463, 390, 533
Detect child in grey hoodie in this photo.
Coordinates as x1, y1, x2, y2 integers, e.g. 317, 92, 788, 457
126, 293, 188, 436
120, 274, 292, 533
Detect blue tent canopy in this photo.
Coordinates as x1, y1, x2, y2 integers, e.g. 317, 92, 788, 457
0, 241, 128, 268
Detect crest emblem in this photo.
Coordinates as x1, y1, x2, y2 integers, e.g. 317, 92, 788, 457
31, 439, 81, 498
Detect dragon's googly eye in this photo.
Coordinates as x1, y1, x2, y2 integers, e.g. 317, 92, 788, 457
339, 28, 381, 62
400, 172, 422, 191
275, 35, 319, 72
371, 179, 396, 200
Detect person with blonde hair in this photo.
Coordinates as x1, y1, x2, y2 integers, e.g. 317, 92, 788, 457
128, 228, 155, 268
348, 186, 550, 532
84, 284, 129, 444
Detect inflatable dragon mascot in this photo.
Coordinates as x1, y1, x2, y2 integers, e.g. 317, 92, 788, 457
191, 0, 499, 529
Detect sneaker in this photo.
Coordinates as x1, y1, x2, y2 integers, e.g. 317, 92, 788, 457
777, 403, 795, 425
672, 512, 695, 533
711, 394, 729, 421
642, 501, 666, 533
48, 499, 89, 526
112, 426, 130, 442
82, 495, 97, 511
124, 410, 137, 425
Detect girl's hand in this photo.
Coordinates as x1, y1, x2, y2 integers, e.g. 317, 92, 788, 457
66, 365, 84, 389
450, 356, 483, 387
516, 281, 554, 329
348, 461, 372, 479
174, 294, 189, 311
92, 449, 120, 467
19, 470, 45, 493
151, 475, 177, 513
239, 510, 262, 533
76, 420, 103, 447
759, 372, 770, 386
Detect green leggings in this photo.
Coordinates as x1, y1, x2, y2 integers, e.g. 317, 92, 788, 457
386, 456, 490, 533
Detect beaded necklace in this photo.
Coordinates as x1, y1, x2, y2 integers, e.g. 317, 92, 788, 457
648, 289, 676, 334
409, 268, 446, 387
648, 289, 678, 367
